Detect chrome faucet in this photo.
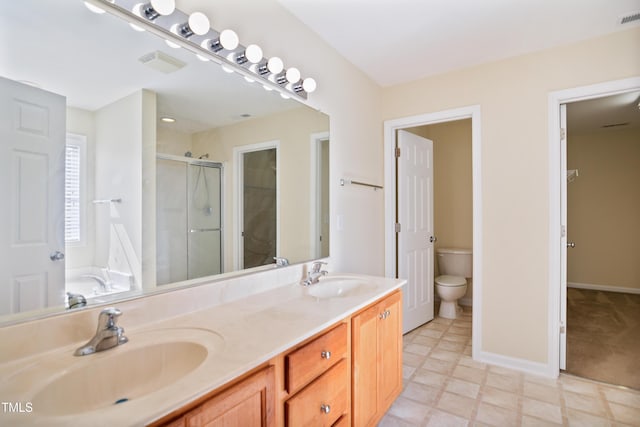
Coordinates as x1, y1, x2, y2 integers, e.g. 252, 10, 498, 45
301, 261, 328, 286
66, 292, 87, 309
273, 256, 289, 267
81, 273, 112, 292
74, 308, 128, 356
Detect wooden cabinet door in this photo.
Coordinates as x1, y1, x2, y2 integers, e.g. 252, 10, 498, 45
185, 366, 275, 427
351, 302, 380, 427
378, 291, 403, 411
352, 291, 403, 427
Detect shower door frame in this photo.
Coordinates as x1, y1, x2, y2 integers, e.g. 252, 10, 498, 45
156, 153, 224, 281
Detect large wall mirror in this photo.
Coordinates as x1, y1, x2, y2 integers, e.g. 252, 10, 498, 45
0, 0, 329, 325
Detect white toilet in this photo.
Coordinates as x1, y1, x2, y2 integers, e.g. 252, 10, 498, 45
435, 248, 472, 319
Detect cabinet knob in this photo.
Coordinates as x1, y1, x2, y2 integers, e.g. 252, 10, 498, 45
320, 404, 331, 414
379, 310, 391, 320
321, 350, 331, 359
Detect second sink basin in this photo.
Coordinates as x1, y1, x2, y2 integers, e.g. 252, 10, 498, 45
307, 277, 373, 299
25, 327, 224, 416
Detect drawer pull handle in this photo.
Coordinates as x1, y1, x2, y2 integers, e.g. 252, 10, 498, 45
321, 350, 331, 359
320, 404, 331, 414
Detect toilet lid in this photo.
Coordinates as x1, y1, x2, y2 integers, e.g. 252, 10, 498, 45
435, 275, 466, 287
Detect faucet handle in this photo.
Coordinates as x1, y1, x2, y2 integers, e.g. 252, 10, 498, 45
273, 257, 289, 267
97, 307, 122, 330
311, 261, 328, 273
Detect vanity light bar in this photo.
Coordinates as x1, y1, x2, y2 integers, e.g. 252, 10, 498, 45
84, 0, 316, 99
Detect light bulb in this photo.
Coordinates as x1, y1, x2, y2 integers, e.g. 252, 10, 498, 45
267, 57, 284, 74
219, 29, 239, 50
263, 85, 273, 92
150, 0, 175, 16
221, 65, 234, 74
197, 54, 209, 62
285, 67, 301, 83
280, 93, 290, 100
165, 39, 180, 49
302, 78, 317, 93
245, 44, 263, 64
244, 76, 255, 83
84, 1, 107, 14
129, 23, 145, 32
187, 12, 210, 36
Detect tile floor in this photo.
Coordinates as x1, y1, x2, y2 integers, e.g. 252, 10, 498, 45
379, 307, 640, 426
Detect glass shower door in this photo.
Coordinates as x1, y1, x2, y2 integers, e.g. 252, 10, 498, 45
187, 163, 222, 279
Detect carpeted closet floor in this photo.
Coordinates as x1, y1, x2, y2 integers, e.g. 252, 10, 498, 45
565, 287, 640, 390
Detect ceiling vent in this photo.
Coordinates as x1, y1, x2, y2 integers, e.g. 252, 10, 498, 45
619, 11, 640, 25
138, 51, 186, 74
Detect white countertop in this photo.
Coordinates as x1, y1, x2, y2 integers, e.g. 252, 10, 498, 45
0, 273, 404, 426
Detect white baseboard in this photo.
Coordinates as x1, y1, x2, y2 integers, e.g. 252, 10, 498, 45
568, 282, 640, 295
476, 350, 556, 378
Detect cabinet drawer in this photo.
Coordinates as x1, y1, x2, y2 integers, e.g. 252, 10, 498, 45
286, 322, 347, 392
285, 359, 348, 427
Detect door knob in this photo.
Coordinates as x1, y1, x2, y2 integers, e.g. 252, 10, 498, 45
429, 236, 437, 243
567, 242, 575, 248
50, 251, 65, 261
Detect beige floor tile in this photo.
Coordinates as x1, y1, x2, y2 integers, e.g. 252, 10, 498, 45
426, 322, 450, 331
560, 376, 601, 396
563, 390, 608, 417
475, 402, 518, 426
608, 401, 640, 425
405, 343, 432, 356
488, 364, 522, 378
403, 382, 441, 405
522, 397, 563, 424
565, 408, 612, 427
422, 357, 456, 374
525, 373, 560, 387
441, 333, 469, 343
437, 340, 467, 352
437, 391, 476, 419
412, 335, 440, 347
403, 365, 417, 380
602, 386, 640, 408
452, 365, 485, 384
404, 351, 427, 368
419, 328, 444, 339
448, 326, 471, 336
377, 414, 417, 427
480, 386, 519, 410
523, 381, 562, 405
414, 369, 448, 388
457, 355, 486, 370
430, 349, 461, 362
426, 409, 469, 427
521, 414, 563, 426
445, 378, 480, 399
387, 396, 430, 424
485, 372, 521, 393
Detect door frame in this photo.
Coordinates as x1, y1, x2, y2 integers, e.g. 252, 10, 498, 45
383, 105, 482, 358
309, 132, 330, 259
233, 140, 280, 270
548, 76, 640, 376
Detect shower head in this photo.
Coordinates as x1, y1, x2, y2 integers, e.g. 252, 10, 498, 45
184, 151, 192, 157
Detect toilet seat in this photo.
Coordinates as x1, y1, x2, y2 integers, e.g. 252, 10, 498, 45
435, 275, 466, 287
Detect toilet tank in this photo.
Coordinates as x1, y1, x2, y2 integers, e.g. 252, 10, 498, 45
436, 248, 472, 278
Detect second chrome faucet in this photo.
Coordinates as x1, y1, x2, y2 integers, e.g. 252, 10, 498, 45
301, 261, 328, 286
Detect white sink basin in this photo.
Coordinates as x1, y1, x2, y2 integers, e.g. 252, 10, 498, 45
307, 277, 373, 299
17, 327, 224, 416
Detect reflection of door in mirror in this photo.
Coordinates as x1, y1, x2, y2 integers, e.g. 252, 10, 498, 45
242, 147, 278, 269
0, 77, 66, 315
320, 139, 330, 258
156, 156, 223, 285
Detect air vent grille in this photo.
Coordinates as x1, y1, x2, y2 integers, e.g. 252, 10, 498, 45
620, 11, 640, 24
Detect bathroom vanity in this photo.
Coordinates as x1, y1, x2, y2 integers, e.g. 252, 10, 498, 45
0, 272, 404, 426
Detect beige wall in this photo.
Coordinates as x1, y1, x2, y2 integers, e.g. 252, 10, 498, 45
567, 127, 640, 290
180, 0, 640, 367
382, 28, 640, 363
408, 120, 473, 300
157, 126, 194, 157
192, 107, 329, 272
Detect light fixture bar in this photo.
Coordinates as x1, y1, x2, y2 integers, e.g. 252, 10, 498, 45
85, 0, 314, 99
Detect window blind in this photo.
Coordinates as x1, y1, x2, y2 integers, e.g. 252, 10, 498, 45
65, 142, 81, 243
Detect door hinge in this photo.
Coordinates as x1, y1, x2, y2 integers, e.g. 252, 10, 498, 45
395, 223, 401, 233
560, 323, 566, 334
395, 147, 401, 158
561, 225, 566, 238
560, 128, 566, 140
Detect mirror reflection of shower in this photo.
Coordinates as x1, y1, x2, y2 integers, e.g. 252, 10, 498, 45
156, 154, 223, 285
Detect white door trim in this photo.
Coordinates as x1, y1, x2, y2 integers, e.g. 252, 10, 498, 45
309, 132, 330, 259
383, 105, 482, 359
233, 140, 280, 271
548, 76, 640, 377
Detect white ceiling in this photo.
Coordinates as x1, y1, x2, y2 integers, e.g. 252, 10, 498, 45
278, 0, 640, 87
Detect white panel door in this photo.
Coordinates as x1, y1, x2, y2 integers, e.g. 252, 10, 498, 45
398, 130, 434, 333
0, 77, 66, 315
560, 103, 568, 370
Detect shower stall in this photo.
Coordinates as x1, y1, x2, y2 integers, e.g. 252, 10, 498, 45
156, 154, 223, 285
